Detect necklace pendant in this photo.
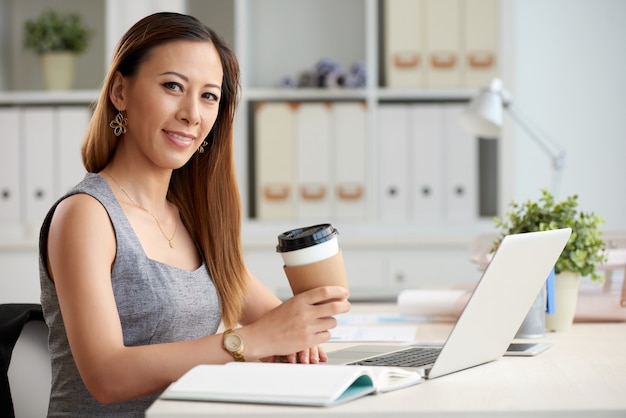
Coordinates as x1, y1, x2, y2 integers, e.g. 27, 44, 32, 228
169, 240, 174, 249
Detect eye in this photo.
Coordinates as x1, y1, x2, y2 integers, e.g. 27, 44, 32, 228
202, 92, 220, 102
163, 82, 182, 92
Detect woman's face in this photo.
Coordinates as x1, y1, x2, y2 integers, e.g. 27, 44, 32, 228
114, 40, 223, 170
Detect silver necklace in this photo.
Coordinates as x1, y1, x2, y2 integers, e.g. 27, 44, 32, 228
104, 171, 177, 248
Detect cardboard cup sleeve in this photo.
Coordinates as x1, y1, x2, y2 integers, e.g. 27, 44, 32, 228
283, 250, 348, 295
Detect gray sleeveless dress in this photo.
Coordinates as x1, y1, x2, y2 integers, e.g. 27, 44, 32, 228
39, 173, 222, 417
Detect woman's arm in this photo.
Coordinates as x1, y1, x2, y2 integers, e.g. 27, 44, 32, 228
46, 194, 349, 404
47, 194, 236, 403
238, 269, 350, 364
238, 268, 282, 325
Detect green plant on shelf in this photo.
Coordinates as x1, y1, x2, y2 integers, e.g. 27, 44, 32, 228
23, 10, 91, 54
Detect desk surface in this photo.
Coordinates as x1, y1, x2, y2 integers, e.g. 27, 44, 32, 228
146, 304, 626, 417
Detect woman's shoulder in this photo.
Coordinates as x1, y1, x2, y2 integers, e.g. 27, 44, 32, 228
54, 174, 110, 217
44, 186, 116, 277
51, 191, 112, 236
56, 190, 107, 215
47, 174, 117, 238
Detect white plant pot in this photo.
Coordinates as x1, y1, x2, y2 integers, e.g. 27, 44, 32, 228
545, 271, 581, 332
40, 52, 77, 91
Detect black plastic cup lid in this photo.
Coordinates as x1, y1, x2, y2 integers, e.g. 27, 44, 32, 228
276, 223, 338, 252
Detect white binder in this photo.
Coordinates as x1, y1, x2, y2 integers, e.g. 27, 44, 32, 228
22, 107, 55, 237
57, 106, 89, 195
410, 104, 444, 223
377, 105, 409, 223
0, 108, 21, 236
463, 0, 499, 88
383, 0, 425, 88
442, 104, 478, 223
425, 0, 461, 88
296, 103, 332, 220
254, 102, 296, 220
333, 102, 368, 222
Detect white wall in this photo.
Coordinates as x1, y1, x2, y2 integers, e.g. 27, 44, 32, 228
502, 0, 626, 231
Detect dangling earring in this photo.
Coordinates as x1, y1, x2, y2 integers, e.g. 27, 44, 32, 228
110, 110, 128, 136
198, 140, 208, 153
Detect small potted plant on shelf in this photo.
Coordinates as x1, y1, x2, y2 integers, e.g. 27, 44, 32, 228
492, 189, 607, 331
23, 10, 92, 90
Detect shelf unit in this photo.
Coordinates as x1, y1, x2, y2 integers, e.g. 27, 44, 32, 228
223, 0, 498, 291
1, 0, 501, 302
225, 0, 498, 232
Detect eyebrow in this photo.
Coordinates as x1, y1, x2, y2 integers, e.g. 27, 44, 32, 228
160, 71, 222, 91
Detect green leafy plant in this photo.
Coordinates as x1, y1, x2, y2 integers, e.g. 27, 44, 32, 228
23, 10, 91, 54
492, 189, 607, 281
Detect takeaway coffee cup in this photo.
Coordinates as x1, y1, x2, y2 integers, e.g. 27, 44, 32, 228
276, 223, 348, 295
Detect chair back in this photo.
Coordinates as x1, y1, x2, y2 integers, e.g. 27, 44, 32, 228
1, 304, 51, 418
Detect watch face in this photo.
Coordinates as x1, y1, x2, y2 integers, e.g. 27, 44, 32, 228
225, 333, 243, 351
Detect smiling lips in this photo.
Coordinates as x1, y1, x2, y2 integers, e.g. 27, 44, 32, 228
165, 130, 196, 148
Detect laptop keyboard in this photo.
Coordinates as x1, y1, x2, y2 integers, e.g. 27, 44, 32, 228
348, 346, 442, 368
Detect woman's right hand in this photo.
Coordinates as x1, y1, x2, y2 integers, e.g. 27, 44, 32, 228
240, 285, 350, 362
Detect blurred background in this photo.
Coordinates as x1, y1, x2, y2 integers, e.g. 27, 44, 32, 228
1, 0, 625, 301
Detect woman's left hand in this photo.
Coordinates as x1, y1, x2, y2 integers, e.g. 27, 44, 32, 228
261, 345, 328, 364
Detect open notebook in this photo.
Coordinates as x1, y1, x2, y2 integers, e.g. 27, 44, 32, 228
327, 228, 571, 379
161, 362, 422, 407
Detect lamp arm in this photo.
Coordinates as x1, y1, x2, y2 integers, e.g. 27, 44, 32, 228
502, 100, 566, 171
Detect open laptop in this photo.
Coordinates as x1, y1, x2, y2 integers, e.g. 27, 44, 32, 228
327, 228, 572, 379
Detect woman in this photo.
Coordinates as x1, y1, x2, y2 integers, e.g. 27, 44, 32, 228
39, 12, 350, 417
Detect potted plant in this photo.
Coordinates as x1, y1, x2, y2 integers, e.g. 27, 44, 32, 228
23, 10, 92, 90
492, 189, 607, 331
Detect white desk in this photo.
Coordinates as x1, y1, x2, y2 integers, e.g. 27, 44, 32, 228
146, 304, 626, 417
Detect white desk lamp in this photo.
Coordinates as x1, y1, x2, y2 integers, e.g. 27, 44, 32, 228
459, 78, 566, 195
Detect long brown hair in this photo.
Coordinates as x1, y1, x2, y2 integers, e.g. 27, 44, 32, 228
81, 12, 245, 328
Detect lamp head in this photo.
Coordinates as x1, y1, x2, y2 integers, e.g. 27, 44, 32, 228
459, 78, 507, 139
459, 78, 567, 195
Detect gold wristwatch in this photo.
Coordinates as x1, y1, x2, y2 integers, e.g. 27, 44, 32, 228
223, 329, 245, 362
